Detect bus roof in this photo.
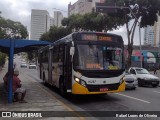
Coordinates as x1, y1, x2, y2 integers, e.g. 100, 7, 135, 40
54, 31, 123, 44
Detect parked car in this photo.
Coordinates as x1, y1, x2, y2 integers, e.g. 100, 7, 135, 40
20, 62, 27, 68
124, 72, 138, 90
29, 64, 36, 69
128, 67, 160, 87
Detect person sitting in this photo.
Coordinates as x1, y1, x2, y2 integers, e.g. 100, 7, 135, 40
3, 69, 27, 103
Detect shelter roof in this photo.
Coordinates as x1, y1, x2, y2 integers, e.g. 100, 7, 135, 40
0, 39, 50, 54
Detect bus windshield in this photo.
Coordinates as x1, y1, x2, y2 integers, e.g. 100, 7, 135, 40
74, 44, 123, 70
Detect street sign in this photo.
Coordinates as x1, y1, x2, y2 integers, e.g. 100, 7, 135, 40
96, 7, 117, 13
96, 3, 118, 13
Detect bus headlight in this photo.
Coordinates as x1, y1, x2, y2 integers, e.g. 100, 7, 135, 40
75, 77, 80, 82
74, 76, 86, 87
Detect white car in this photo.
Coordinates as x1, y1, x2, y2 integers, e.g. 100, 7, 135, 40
124, 72, 138, 90
128, 67, 160, 87
29, 64, 36, 69
20, 62, 27, 68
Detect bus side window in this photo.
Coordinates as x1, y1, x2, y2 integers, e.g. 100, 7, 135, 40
53, 46, 59, 62
59, 45, 64, 75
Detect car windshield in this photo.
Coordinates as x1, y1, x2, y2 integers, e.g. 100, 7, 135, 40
135, 68, 150, 74
74, 44, 123, 70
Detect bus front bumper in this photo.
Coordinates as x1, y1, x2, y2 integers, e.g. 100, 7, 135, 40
72, 81, 125, 95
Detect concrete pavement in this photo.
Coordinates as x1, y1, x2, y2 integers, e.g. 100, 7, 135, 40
0, 64, 85, 120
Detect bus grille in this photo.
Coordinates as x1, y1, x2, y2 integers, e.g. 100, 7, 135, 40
86, 83, 119, 92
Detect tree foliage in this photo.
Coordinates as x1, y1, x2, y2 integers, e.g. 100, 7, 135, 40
62, 12, 125, 32
41, 10, 125, 43
0, 52, 6, 66
105, 0, 160, 69
0, 12, 28, 67
0, 15, 28, 39
40, 26, 71, 42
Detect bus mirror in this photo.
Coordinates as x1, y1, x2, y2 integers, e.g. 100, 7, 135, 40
70, 47, 75, 56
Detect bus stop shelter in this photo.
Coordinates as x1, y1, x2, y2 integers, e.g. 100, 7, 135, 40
0, 39, 50, 103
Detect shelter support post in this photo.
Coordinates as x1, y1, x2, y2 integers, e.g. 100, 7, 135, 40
8, 40, 14, 103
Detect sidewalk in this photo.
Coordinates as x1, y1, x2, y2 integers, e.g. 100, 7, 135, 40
0, 64, 84, 120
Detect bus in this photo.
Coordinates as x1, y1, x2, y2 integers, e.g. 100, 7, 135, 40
38, 32, 125, 96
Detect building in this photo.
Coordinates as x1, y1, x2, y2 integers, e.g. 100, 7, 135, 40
144, 25, 154, 46
30, 9, 65, 40
68, 0, 105, 16
144, 16, 160, 47
49, 16, 54, 27
30, 9, 51, 40
154, 16, 160, 47
124, 45, 160, 69
54, 11, 63, 27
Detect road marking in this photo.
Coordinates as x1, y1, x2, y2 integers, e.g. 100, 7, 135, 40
115, 93, 150, 104
153, 91, 160, 94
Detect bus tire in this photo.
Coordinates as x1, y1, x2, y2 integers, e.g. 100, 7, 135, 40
59, 78, 67, 97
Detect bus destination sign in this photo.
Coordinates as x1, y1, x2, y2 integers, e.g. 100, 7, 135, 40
81, 34, 112, 41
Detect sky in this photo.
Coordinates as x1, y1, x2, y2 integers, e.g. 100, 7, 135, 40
0, 0, 143, 45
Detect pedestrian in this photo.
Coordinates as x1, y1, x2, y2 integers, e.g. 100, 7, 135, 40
3, 69, 27, 103
154, 64, 157, 74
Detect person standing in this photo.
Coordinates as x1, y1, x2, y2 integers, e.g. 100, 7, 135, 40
154, 64, 157, 74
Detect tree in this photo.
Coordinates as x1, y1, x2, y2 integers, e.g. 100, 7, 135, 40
39, 32, 50, 42
0, 14, 28, 39
104, 0, 160, 69
0, 12, 28, 67
62, 14, 84, 31
0, 52, 6, 66
40, 26, 71, 42
62, 12, 125, 32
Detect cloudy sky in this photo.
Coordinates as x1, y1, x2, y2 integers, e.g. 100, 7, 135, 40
0, 0, 143, 45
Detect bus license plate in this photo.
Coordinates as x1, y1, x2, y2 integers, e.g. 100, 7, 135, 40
100, 88, 108, 92
152, 82, 157, 84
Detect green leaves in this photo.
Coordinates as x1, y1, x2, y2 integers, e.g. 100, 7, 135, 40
61, 12, 125, 32
0, 16, 28, 39
0, 52, 6, 66
40, 26, 71, 42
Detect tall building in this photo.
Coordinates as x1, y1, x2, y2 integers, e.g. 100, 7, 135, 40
144, 16, 160, 47
30, 9, 51, 40
54, 11, 63, 27
155, 16, 160, 47
68, 0, 105, 16
144, 25, 154, 46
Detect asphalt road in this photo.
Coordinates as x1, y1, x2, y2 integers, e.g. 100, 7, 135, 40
15, 57, 160, 120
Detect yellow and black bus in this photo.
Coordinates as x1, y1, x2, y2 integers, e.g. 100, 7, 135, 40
38, 32, 125, 96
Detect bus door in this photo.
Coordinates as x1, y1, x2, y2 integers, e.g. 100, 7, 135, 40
64, 44, 72, 91
48, 49, 52, 85
38, 52, 42, 79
